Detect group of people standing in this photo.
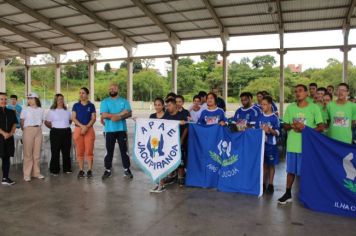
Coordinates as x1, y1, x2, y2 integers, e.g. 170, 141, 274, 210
0, 83, 133, 186
0, 82, 355, 206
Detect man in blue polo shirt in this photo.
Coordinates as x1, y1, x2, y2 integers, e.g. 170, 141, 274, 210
100, 84, 133, 179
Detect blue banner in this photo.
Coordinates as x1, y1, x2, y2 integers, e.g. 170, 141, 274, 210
186, 124, 264, 196
300, 127, 356, 218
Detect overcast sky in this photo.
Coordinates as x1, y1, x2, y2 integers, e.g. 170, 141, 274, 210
41, 29, 356, 76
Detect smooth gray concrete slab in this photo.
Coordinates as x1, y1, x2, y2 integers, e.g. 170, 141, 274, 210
0, 119, 355, 236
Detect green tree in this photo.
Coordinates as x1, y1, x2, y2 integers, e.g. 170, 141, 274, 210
104, 63, 111, 73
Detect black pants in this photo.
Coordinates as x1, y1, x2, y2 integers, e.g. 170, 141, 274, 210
104, 131, 130, 170
49, 128, 72, 174
0, 136, 14, 179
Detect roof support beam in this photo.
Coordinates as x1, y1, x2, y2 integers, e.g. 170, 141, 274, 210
3, 0, 98, 52
63, 0, 136, 50
0, 39, 36, 57
0, 19, 65, 54
131, 0, 180, 46
202, 0, 229, 44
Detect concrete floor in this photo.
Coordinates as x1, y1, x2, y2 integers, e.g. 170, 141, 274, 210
0, 117, 355, 236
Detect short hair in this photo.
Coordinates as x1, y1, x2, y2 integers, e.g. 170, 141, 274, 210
165, 92, 177, 99
0, 92, 7, 96
165, 98, 176, 104
206, 92, 217, 105
327, 85, 334, 90
193, 95, 201, 101
10, 95, 17, 100
256, 91, 264, 96
176, 95, 184, 102
261, 90, 269, 96
262, 95, 273, 104
296, 84, 308, 91
198, 91, 207, 98
317, 87, 327, 93
154, 97, 164, 105
324, 92, 333, 100
80, 87, 90, 94
309, 83, 318, 88
338, 82, 349, 91
240, 92, 253, 99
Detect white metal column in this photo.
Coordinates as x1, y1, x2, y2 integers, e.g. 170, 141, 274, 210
171, 45, 178, 94
342, 29, 350, 83
24, 56, 31, 95
127, 48, 133, 103
88, 53, 95, 101
54, 54, 61, 94
222, 43, 228, 103
0, 59, 5, 92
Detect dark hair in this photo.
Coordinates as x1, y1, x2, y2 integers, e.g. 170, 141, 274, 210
165, 92, 177, 99
29, 97, 41, 107
165, 98, 176, 104
309, 83, 318, 88
338, 82, 349, 91
154, 97, 164, 105
256, 91, 263, 96
317, 87, 327, 93
327, 85, 334, 90
296, 84, 308, 91
324, 92, 333, 100
262, 95, 273, 104
80, 87, 90, 94
240, 92, 253, 99
10, 95, 17, 100
176, 95, 184, 102
261, 90, 269, 96
206, 92, 217, 105
198, 91, 207, 98
193, 95, 201, 101
50, 93, 67, 110
0, 92, 7, 96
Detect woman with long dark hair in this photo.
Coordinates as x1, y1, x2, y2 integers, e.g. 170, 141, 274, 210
45, 94, 72, 176
72, 87, 96, 178
20, 92, 45, 182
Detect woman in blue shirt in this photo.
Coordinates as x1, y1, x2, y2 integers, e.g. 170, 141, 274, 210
198, 92, 227, 126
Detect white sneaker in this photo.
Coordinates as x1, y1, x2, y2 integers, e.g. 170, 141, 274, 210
24, 177, 31, 182
36, 175, 45, 179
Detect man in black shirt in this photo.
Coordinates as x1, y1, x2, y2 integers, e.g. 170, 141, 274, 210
0, 92, 18, 185
164, 98, 188, 186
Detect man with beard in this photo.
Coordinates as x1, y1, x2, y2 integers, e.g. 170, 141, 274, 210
100, 83, 133, 179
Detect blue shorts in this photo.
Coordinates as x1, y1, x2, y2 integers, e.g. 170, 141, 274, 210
264, 143, 279, 166
286, 152, 302, 176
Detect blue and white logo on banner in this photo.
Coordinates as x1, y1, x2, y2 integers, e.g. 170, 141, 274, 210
300, 127, 356, 218
133, 118, 181, 183
186, 124, 264, 196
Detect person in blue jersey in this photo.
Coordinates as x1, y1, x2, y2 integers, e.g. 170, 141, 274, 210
100, 83, 133, 180
198, 92, 227, 126
7, 95, 22, 129
233, 92, 260, 131
255, 96, 280, 194
254, 91, 279, 116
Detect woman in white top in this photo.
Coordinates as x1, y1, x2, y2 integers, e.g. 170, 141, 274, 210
45, 94, 72, 176
20, 92, 45, 182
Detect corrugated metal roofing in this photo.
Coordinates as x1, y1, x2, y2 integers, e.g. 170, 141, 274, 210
0, 0, 354, 57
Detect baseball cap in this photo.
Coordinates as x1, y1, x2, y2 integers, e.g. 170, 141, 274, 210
27, 92, 39, 98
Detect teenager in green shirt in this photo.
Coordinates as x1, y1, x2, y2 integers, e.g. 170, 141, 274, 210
278, 84, 324, 204
314, 87, 328, 124
306, 82, 318, 104
326, 83, 356, 144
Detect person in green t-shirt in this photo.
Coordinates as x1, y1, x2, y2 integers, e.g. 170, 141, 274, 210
306, 82, 318, 104
314, 87, 328, 124
326, 83, 356, 144
278, 84, 324, 204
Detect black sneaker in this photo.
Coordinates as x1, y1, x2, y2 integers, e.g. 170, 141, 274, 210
177, 178, 185, 187
1, 178, 15, 186
86, 170, 93, 178
278, 192, 292, 204
77, 170, 85, 179
64, 170, 72, 174
266, 184, 274, 194
263, 183, 266, 193
164, 176, 176, 185
124, 169, 133, 179
150, 185, 166, 193
102, 170, 111, 180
